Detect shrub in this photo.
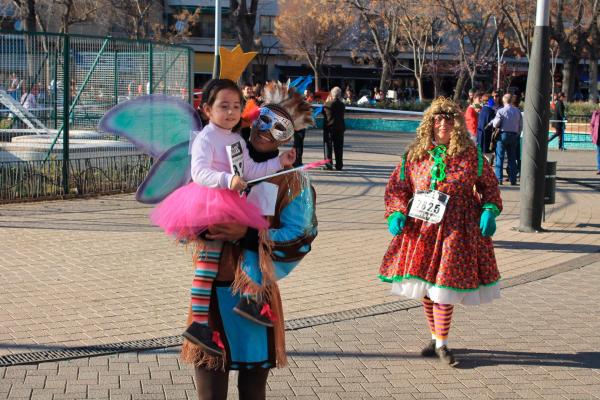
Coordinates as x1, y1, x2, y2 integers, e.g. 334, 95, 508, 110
565, 102, 598, 119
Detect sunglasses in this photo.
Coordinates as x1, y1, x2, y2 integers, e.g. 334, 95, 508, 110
433, 113, 456, 122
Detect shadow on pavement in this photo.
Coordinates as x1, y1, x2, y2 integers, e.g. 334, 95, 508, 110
289, 349, 599, 370
493, 241, 600, 252
452, 348, 600, 370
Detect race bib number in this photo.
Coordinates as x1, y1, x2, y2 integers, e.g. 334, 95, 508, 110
226, 141, 244, 178
408, 190, 449, 224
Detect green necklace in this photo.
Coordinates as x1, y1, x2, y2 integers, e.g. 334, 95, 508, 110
427, 144, 447, 190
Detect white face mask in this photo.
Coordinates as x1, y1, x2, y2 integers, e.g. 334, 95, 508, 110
252, 107, 294, 141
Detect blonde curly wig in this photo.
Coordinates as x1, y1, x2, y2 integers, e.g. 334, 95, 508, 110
406, 97, 474, 162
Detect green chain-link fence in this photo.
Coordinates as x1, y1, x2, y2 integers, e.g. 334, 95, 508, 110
0, 31, 193, 202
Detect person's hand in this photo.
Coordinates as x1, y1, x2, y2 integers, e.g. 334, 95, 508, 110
205, 223, 248, 241
279, 148, 296, 168
387, 211, 406, 236
230, 175, 247, 192
479, 209, 496, 237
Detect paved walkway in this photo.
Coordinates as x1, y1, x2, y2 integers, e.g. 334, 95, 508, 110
1, 263, 599, 399
1, 129, 599, 399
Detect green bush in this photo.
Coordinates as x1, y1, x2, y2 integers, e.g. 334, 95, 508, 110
565, 102, 599, 119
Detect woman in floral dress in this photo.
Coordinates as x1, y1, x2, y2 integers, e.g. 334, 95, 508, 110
380, 97, 502, 365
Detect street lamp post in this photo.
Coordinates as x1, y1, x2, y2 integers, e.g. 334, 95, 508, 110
519, 0, 551, 232
212, 0, 222, 79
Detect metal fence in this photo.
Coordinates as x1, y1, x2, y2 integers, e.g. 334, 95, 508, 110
0, 31, 192, 202
548, 114, 595, 150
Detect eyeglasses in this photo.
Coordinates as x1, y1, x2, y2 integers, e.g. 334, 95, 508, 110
433, 114, 455, 122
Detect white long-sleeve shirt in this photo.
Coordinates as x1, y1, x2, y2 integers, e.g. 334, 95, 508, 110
190, 123, 282, 189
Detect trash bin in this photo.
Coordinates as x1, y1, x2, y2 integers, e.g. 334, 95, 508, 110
544, 161, 557, 204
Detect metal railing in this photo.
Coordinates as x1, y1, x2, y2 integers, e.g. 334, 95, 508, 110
548, 114, 594, 150
0, 154, 152, 202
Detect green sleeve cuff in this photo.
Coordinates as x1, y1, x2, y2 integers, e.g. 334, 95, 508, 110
482, 203, 501, 217
387, 211, 405, 221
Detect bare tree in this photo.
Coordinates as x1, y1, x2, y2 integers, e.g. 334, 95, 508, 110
275, 0, 355, 91
550, 38, 560, 97
435, 0, 502, 101
8, 0, 37, 32
107, 0, 163, 39
551, 0, 600, 100
347, 0, 403, 92
229, 0, 259, 52
396, 0, 443, 101
497, 0, 536, 59
586, 3, 600, 103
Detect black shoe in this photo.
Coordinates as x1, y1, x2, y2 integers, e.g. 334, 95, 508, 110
182, 322, 224, 356
435, 345, 456, 365
325, 164, 334, 170
510, 182, 517, 186
233, 298, 274, 327
420, 340, 436, 357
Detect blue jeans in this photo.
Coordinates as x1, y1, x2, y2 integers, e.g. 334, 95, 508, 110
596, 144, 600, 171
495, 132, 520, 183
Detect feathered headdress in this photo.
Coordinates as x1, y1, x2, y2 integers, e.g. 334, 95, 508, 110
249, 81, 314, 142
262, 81, 314, 131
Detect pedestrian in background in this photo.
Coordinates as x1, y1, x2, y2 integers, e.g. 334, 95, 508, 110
323, 86, 346, 170
464, 91, 481, 140
477, 92, 496, 165
292, 89, 313, 167
590, 107, 600, 175
492, 93, 522, 185
549, 92, 566, 150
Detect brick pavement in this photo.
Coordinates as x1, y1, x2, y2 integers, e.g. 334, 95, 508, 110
0, 129, 599, 361
1, 261, 598, 399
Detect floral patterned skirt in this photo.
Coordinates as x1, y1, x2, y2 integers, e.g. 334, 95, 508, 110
379, 202, 501, 305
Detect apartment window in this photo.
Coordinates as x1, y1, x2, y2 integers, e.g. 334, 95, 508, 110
191, 13, 235, 39
260, 15, 276, 34
169, 8, 235, 39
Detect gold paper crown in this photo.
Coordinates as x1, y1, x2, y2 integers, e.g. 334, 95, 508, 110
219, 45, 257, 81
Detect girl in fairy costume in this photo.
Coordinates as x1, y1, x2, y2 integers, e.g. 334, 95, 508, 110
150, 78, 296, 355
380, 97, 502, 365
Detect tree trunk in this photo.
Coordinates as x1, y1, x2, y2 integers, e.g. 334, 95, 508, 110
433, 75, 441, 98
24, 0, 37, 33
561, 58, 578, 101
379, 59, 392, 93
453, 69, 467, 102
415, 74, 424, 102
589, 57, 598, 104
312, 67, 321, 92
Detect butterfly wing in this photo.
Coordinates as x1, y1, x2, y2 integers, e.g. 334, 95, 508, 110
99, 94, 202, 157
136, 141, 192, 204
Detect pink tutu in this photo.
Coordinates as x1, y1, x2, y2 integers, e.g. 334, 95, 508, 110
150, 183, 269, 239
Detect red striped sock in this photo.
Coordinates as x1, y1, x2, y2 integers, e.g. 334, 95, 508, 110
422, 297, 435, 336
191, 241, 223, 325
433, 303, 454, 344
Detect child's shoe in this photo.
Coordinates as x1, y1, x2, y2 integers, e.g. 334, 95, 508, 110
182, 322, 225, 355
233, 298, 275, 327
